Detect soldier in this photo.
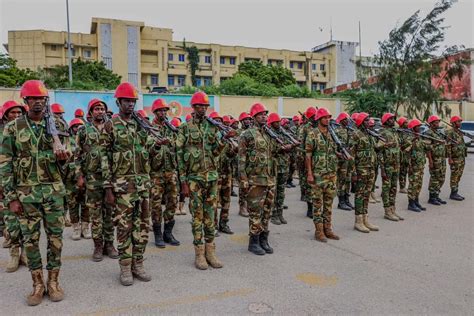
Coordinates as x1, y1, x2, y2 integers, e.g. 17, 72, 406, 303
105, 83, 153, 285
176, 91, 231, 270
75, 99, 119, 261
335, 112, 353, 211
237, 112, 253, 217
149, 98, 180, 248
446, 116, 467, 201
406, 119, 428, 212
1, 80, 70, 305
306, 108, 341, 242
1, 100, 28, 272
285, 116, 299, 188
74, 108, 85, 122
397, 117, 410, 193
425, 115, 447, 205
368, 118, 381, 204
349, 112, 380, 233
239, 103, 292, 255
268, 113, 289, 225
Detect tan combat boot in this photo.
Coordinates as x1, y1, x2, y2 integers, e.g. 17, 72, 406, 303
194, 244, 208, 270
314, 222, 327, 242
239, 204, 249, 217
384, 207, 399, 221
399, 188, 408, 194
81, 222, 92, 239
205, 242, 223, 268
391, 206, 404, 221
5, 246, 20, 272
119, 259, 134, 286
176, 202, 186, 215
2, 229, 11, 248
47, 270, 64, 302
71, 223, 81, 240
323, 221, 340, 240
354, 215, 370, 233
27, 269, 45, 306
363, 214, 379, 231
369, 192, 378, 203
132, 258, 152, 281
64, 213, 71, 227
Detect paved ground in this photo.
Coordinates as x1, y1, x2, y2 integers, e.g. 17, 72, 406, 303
1, 155, 473, 315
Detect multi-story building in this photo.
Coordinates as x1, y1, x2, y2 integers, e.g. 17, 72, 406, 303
6, 17, 344, 92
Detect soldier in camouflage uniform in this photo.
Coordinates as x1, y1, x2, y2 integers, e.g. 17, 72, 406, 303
176, 91, 231, 270
285, 116, 298, 188
348, 112, 379, 233
149, 99, 180, 248
1, 80, 70, 305
239, 103, 292, 256
237, 112, 253, 217
397, 117, 410, 193
1, 100, 28, 272
425, 115, 447, 205
75, 99, 118, 262
378, 113, 404, 221
406, 119, 429, 212
335, 112, 354, 211
105, 82, 154, 285
446, 116, 467, 201
306, 108, 341, 242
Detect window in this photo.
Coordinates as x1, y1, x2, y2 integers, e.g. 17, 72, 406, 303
203, 77, 212, 86
298, 62, 303, 69
168, 75, 175, 86
220, 57, 225, 64
290, 62, 294, 68
83, 49, 92, 58
177, 75, 185, 86
320, 64, 325, 71
195, 77, 202, 87
151, 74, 158, 85
311, 83, 318, 91
268, 60, 272, 66
312, 64, 317, 71
168, 53, 173, 61
319, 83, 326, 90
51, 45, 57, 51
204, 56, 211, 64
178, 54, 185, 62
230, 57, 236, 65
70, 48, 76, 56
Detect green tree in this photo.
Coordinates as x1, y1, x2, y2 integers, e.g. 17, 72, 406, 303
237, 60, 296, 88
0, 54, 39, 87
341, 89, 396, 118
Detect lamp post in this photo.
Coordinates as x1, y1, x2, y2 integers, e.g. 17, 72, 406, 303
66, 0, 73, 85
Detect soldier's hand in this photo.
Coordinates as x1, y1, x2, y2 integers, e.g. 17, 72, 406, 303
381, 169, 388, 181
156, 138, 170, 146
224, 130, 237, 138
429, 161, 434, 169
77, 175, 85, 189
282, 144, 293, 152
181, 182, 190, 198
105, 188, 115, 207
307, 173, 315, 184
9, 200, 23, 216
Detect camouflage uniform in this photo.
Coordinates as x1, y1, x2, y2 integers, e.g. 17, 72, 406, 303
377, 127, 400, 208
0, 115, 66, 271
297, 122, 312, 201
237, 128, 249, 214
407, 136, 428, 201
425, 128, 447, 197
106, 116, 153, 262
335, 125, 353, 205
216, 141, 236, 229
272, 127, 289, 222
446, 128, 467, 193
75, 122, 115, 243
398, 131, 411, 190
176, 117, 224, 245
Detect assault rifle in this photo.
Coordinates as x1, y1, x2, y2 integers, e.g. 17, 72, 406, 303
329, 121, 353, 160
396, 128, 444, 143
206, 116, 239, 148
44, 99, 70, 159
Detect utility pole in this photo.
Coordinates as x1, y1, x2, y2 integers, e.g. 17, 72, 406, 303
66, 0, 73, 86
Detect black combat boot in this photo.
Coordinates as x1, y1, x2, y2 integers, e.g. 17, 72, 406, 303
337, 195, 351, 211
163, 220, 180, 246
345, 194, 355, 209
408, 199, 421, 212
153, 223, 166, 248
436, 194, 447, 204
415, 198, 426, 211
218, 220, 234, 234
449, 189, 464, 201
248, 234, 265, 255
306, 202, 313, 218
428, 193, 441, 205
259, 231, 273, 254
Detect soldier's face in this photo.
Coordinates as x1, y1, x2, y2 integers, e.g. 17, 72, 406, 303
413, 126, 421, 133
231, 122, 239, 129
431, 120, 440, 129
71, 125, 80, 134
6, 107, 23, 121
26, 97, 46, 113
363, 118, 370, 128
242, 118, 252, 129
155, 108, 168, 121
213, 118, 223, 124
193, 104, 207, 118
254, 112, 267, 126
271, 121, 280, 129
453, 120, 461, 128
340, 118, 348, 126
320, 116, 330, 127
92, 104, 106, 121
386, 117, 395, 127
118, 98, 136, 115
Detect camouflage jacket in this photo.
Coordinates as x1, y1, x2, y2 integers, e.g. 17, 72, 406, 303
425, 128, 446, 160
408, 135, 428, 169
238, 126, 279, 187
398, 131, 411, 163
305, 126, 337, 175
273, 126, 290, 174
150, 121, 177, 175
349, 127, 376, 168
377, 127, 400, 168
297, 121, 315, 160
74, 122, 112, 186
218, 141, 237, 176
334, 125, 352, 161
446, 128, 467, 160
0, 115, 66, 205
105, 116, 154, 193
176, 117, 224, 183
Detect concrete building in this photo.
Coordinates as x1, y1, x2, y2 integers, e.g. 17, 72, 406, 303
6, 17, 346, 92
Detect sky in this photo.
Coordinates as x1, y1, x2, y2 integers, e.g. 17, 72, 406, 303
0, 0, 472, 56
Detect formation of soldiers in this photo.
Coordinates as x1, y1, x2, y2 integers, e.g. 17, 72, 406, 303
0, 80, 468, 306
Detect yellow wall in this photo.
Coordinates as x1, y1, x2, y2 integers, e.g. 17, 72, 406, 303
219, 96, 279, 117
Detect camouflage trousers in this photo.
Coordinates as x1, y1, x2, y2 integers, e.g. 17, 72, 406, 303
287, 153, 296, 184
17, 184, 65, 271
67, 184, 89, 224
247, 185, 275, 235
216, 173, 232, 225
336, 159, 351, 196
449, 158, 465, 191
381, 167, 399, 208
354, 167, 375, 215
297, 155, 310, 201
3, 210, 23, 247
150, 172, 177, 225
428, 158, 446, 194
408, 165, 424, 200
114, 189, 150, 262
273, 171, 288, 216
239, 180, 248, 209
86, 184, 115, 242
310, 173, 337, 224
399, 156, 409, 189
189, 179, 217, 245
